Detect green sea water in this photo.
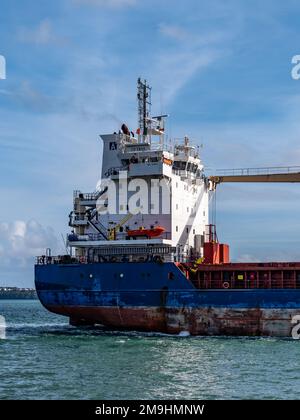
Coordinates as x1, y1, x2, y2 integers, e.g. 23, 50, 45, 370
0, 300, 300, 400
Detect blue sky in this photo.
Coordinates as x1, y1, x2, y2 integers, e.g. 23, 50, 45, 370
1, 0, 300, 286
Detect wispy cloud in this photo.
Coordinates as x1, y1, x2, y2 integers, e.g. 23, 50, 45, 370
16, 81, 53, 110
159, 23, 188, 41
72, 0, 137, 8
152, 23, 231, 105
1, 80, 67, 114
151, 49, 218, 105
159, 22, 231, 46
18, 19, 67, 46
0, 88, 11, 96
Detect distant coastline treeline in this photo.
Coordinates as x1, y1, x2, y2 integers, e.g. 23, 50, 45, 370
0, 287, 37, 300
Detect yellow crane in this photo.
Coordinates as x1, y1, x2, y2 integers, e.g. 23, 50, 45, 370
209, 166, 300, 190
108, 213, 134, 240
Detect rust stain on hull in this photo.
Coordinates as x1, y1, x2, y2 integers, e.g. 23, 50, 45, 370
46, 305, 299, 337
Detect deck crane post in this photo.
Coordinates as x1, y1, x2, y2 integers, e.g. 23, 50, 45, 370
108, 213, 134, 241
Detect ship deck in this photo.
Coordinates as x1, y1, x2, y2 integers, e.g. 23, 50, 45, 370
67, 238, 172, 248
35, 255, 300, 290
180, 262, 300, 289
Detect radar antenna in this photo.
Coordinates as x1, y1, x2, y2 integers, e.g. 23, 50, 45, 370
137, 78, 152, 142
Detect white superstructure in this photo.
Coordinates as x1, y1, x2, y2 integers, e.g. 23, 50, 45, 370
68, 79, 209, 262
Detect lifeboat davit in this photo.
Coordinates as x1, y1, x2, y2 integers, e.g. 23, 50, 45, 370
127, 226, 166, 238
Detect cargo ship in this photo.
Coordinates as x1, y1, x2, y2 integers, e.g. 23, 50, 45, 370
35, 79, 300, 336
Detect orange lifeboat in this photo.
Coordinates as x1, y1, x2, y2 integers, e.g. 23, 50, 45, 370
127, 226, 166, 238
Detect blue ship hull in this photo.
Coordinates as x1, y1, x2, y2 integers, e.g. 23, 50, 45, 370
35, 262, 300, 336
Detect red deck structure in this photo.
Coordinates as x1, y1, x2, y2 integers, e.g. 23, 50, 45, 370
180, 262, 300, 289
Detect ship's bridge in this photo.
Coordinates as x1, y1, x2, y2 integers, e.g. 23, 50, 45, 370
119, 146, 174, 178
173, 138, 204, 180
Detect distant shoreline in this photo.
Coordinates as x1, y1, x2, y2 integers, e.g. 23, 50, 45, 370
0, 287, 37, 300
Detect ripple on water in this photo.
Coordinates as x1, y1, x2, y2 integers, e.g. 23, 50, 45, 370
1, 300, 300, 399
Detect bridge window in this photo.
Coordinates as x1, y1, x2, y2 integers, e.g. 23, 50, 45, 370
173, 161, 186, 170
